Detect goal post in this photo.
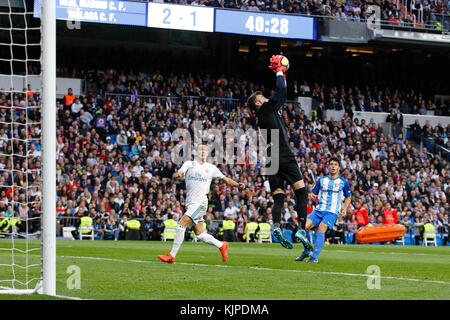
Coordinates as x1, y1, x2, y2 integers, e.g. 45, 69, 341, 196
0, 0, 56, 296
41, 0, 56, 296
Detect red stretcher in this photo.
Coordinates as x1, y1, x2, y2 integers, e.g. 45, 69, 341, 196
355, 224, 406, 244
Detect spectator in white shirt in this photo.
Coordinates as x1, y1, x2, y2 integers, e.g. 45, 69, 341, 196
116, 130, 128, 146
106, 176, 119, 193
105, 137, 114, 152
300, 81, 310, 94
224, 201, 239, 220
27, 143, 41, 159
131, 160, 144, 178
369, 144, 379, 161
71, 98, 83, 115
248, 0, 259, 10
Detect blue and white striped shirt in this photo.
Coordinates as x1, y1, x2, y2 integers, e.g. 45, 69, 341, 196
311, 176, 351, 215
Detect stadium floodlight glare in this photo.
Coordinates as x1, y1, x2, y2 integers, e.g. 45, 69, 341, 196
0, 0, 56, 296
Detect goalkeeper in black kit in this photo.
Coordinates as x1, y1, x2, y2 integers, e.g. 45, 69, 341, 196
247, 55, 312, 252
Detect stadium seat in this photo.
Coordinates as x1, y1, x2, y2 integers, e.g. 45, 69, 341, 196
331, 232, 344, 244
162, 228, 176, 241
108, 135, 116, 144
283, 229, 293, 243
125, 229, 141, 240
345, 232, 354, 244
258, 230, 272, 243
423, 231, 437, 246
63, 226, 76, 239
435, 233, 442, 246
79, 225, 94, 240
397, 236, 405, 245
404, 234, 414, 245
121, 145, 130, 156
406, 129, 412, 140
245, 229, 256, 243
424, 141, 433, 152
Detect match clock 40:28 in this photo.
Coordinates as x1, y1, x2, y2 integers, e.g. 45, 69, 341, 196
244, 15, 289, 35
214, 9, 316, 40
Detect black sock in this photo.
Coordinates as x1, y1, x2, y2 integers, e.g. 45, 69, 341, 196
272, 193, 285, 226
294, 187, 308, 230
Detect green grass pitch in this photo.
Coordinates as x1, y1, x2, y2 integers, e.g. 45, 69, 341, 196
0, 239, 449, 300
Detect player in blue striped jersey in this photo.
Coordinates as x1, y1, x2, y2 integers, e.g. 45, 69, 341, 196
296, 157, 352, 263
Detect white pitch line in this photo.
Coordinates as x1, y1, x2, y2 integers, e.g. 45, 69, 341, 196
52, 294, 89, 300
61, 255, 450, 286
0, 286, 88, 300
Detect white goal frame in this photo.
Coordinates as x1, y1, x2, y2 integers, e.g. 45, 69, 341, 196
0, 0, 56, 296
40, 0, 56, 296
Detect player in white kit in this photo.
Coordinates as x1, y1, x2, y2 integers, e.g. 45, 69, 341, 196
158, 144, 245, 264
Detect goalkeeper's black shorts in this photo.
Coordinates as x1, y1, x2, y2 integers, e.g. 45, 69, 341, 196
267, 158, 303, 192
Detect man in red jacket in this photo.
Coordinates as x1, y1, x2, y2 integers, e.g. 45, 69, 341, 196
351, 200, 369, 243
354, 200, 369, 228
382, 202, 398, 225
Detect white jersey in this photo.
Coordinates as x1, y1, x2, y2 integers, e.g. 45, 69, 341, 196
179, 161, 225, 206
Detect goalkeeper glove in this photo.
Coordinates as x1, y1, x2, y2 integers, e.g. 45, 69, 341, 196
268, 55, 284, 73
268, 55, 286, 80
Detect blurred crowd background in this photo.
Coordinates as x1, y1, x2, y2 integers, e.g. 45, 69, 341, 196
0, 66, 448, 245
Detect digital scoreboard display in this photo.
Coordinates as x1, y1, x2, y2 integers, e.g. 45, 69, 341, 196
33, 1, 316, 39
214, 9, 316, 40
33, 0, 148, 27
147, 3, 214, 33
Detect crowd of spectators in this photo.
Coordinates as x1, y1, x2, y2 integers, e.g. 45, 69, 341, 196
141, 0, 450, 27
0, 67, 448, 245
82, 68, 448, 116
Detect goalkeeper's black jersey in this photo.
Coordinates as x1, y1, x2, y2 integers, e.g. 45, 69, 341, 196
255, 75, 296, 164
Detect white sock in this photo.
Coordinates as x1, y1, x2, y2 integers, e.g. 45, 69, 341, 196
196, 232, 222, 249
170, 224, 186, 258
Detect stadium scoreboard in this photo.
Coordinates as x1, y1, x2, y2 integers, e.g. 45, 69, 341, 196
215, 9, 315, 40
147, 3, 214, 33
33, 0, 148, 26
33, 0, 316, 40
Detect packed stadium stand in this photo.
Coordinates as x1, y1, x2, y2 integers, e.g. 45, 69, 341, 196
1, 65, 447, 245
0, 0, 448, 247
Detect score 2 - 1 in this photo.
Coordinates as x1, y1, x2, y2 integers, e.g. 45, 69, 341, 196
147, 3, 214, 32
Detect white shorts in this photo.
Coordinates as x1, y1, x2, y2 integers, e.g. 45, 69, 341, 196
185, 199, 208, 225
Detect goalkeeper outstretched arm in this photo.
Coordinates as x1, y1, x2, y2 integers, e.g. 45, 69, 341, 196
268, 73, 287, 112
246, 55, 287, 112
267, 55, 287, 111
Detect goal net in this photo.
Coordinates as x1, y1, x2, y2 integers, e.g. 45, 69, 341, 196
0, 0, 55, 295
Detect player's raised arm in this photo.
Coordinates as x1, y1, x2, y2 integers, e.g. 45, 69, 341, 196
267, 55, 287, 111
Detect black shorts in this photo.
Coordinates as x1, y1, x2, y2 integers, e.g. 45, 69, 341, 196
267, 159, 303, 191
